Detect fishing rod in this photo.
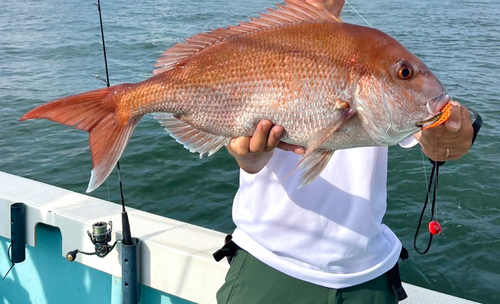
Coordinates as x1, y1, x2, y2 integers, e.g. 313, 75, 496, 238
94, 0, 133, 246
65, 2, 140, 303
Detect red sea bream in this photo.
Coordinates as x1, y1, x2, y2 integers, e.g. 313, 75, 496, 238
21, 0, 450, 192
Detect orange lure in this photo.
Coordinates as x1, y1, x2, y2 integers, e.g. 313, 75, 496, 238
422, 102, 452, 130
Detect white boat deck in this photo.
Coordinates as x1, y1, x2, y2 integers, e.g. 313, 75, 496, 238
0, 171, 480, 303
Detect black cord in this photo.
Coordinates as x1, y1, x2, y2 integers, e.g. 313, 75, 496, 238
414, 106, 482, 255
414, 161, 442, 254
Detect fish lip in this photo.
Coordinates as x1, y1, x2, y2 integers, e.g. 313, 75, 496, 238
416, 93, 451, 128
427, 92, 451, 115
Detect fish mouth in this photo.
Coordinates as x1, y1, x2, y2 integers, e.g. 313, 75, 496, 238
416, 93, 451, 128
416, 113, 443, 129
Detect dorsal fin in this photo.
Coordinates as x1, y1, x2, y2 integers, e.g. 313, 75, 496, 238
310, 0, 346, 18
153, 0, 342, 75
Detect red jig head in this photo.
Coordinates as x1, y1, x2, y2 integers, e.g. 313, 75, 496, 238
428, 220, 442, 235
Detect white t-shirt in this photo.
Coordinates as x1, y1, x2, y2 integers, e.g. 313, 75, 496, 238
231, 146, 402, 289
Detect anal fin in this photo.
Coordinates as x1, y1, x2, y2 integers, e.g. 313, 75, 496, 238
155, 113, 230, 158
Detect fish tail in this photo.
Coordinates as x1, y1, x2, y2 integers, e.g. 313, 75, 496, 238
20, 85, 139, 193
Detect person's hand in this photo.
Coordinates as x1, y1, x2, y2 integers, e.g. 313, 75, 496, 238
227, 120, 305, 174
415, 101, 473, 161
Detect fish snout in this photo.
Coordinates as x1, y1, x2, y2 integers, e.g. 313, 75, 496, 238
427, 92, 451, 115
416, 93, 451, 128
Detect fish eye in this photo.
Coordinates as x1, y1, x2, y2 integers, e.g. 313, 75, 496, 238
396, 61, 414, 80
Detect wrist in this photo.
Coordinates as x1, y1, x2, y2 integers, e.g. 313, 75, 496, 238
235, 150, 274, 174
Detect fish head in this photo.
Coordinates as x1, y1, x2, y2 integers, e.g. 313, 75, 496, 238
352, 27, 450, 144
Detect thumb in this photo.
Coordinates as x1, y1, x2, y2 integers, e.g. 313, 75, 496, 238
443, 103, 462, 132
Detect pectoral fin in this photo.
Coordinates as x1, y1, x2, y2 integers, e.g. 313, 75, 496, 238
287, 108, 355, 187
305, 108, 355, 153
297, 149, 335, 187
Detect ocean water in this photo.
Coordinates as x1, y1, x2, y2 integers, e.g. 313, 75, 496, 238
1, 0, 499, 303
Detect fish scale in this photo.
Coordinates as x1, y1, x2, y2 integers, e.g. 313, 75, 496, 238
154, 26, 345, 137
20, 0, 449, 192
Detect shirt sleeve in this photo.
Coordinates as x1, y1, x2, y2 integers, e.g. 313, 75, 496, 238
399, 136, 418, 148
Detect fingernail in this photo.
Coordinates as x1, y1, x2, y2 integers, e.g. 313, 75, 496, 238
260, 121, 271, 132
296, 148, 306, 155
447, 121, 459, 131
274, 128, 283, 138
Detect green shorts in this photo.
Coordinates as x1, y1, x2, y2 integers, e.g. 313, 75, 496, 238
216, 250, 397, 304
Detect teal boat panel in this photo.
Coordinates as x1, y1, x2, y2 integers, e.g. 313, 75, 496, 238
0, 223, 193, 304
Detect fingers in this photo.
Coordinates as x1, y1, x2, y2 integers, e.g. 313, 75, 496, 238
246, 120, 305, 154
419, 101, 474, 161
247, 120, 271, 153
248, 120, 283, 153
227, 136, 251, 157
227, 120, 307, 159
227, 120, 290, 174
443, 101, 463, 132
227, 120, 283, 157
277, 142, 306, 155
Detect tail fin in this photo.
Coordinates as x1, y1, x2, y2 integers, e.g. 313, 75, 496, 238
20, 85, 139, 192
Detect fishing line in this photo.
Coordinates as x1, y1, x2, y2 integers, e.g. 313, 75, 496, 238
344, 1, 484, 253
433, 136, 439, 225
94, 0, 132, 245
343, 0, 484, 254
345, 1, 373, 28
420, 150, 429, 191
344, 0, 448, 254
94, 0, 125, 209
1, 244, 14, 281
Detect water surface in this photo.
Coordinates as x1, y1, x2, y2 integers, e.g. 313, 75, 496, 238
1, 0, 499, 302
